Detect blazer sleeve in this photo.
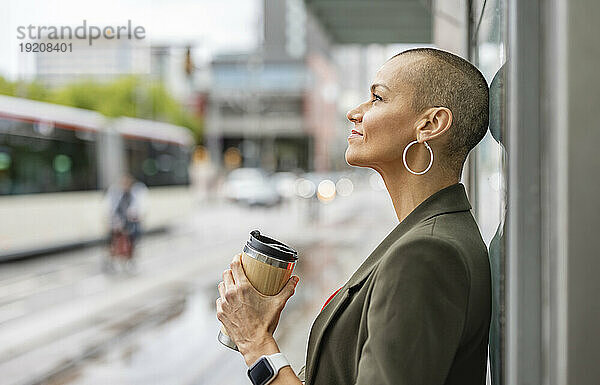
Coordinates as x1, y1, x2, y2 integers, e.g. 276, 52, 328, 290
354, 236, 470, 385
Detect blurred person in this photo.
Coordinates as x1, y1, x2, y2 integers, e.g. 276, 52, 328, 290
216, 48, 491, 385
104, 174, 148, 273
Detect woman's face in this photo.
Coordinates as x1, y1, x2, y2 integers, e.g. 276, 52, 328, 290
345, 56, 421, 170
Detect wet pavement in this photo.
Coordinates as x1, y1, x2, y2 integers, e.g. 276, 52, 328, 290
0, 186, 397, 385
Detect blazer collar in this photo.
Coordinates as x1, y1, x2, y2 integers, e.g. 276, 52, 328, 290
305, 182, 471, 384
348, 182, 471, 290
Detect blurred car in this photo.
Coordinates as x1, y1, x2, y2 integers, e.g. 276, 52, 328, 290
222, 168, 281, 207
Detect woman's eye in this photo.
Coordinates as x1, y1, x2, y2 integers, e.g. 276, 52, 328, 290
371, 94, 382, 103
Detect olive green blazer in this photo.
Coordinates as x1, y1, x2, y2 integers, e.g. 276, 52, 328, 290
303, 183, 491, 385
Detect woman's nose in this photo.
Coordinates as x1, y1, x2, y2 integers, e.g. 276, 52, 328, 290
347, 107, 362, 123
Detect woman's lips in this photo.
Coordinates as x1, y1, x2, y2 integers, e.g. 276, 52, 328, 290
348, 130, 363, 140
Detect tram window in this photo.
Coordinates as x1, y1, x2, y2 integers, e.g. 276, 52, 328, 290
125, 138, 190, 187
0, 118, 98, 195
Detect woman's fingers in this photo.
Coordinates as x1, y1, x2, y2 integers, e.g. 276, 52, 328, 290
230, 254, 250, 287
276, 276, 299, 303
218, 281, 226, 299
215, 297, 224, 322
223, 268, 235, 291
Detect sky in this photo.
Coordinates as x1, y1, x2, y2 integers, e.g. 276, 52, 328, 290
0, 0, 261, 79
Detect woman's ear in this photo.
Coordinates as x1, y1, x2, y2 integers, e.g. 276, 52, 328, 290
416, 107, 453, 142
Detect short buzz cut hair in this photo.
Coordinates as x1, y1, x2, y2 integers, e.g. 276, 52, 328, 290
390, 48, 489, 176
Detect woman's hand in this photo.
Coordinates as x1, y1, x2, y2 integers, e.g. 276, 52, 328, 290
216, 253, 299, 360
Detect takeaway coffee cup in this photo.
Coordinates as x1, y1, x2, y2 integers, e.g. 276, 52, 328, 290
218, 230, 298, 351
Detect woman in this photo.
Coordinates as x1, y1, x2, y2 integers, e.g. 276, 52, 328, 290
216, 48, 491, 385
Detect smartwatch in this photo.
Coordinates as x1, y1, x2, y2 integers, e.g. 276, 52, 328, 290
247, 352, 290, 385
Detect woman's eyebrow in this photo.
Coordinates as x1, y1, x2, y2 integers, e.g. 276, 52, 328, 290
371, 83, 391, 93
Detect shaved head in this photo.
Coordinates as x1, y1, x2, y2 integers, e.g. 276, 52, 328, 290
389, 48, 489, 176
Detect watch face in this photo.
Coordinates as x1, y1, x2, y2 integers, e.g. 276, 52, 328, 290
248, 357, 275, 385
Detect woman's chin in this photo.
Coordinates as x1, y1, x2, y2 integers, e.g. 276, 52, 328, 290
345, 150, 369, 168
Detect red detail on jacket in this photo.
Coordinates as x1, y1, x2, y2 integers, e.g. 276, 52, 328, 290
321, 287, 343, 312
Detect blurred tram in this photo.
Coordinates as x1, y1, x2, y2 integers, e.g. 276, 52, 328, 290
0, 95, 195, 261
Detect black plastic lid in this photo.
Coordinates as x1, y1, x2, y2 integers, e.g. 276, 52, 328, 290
247, 230, 298, 262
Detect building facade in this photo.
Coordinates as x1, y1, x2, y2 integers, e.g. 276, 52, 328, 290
204, 0, 336, 172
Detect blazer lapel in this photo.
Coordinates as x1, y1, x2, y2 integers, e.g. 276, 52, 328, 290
304, 183, 472, 385
305, 213, 416, 384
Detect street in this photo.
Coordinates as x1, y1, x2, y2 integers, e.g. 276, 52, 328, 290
0, 186, 397, 385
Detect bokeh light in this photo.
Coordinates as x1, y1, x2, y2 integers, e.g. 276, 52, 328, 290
369, 172, 386, 191
335, 177, 353, 197
317, 179, 336, 202
52, 154, 71, 173
295, 178, 316, 198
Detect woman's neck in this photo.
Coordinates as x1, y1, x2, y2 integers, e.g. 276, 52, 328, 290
377, 164, 459, 223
